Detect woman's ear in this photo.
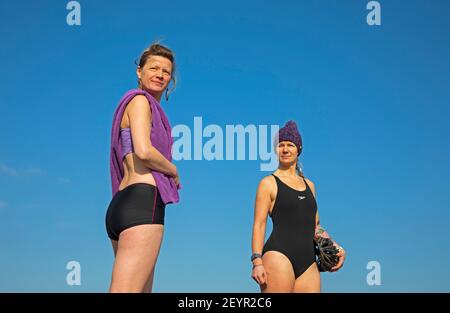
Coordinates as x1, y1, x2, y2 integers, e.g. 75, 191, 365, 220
136, 66, 142, 80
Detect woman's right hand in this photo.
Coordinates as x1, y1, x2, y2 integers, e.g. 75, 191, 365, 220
171, 165, 180, 187
173, 172, 180, 187
251, 264, 267, 285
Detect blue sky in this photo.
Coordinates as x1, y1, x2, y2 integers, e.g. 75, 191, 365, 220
0, 0, 449, 292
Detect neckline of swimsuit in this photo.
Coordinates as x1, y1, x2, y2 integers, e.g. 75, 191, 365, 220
272, 174, 308, 193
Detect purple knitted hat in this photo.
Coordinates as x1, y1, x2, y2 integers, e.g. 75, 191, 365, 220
274, 120, 302, 155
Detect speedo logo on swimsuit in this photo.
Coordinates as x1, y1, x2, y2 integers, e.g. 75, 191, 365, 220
298, 196, 306, 200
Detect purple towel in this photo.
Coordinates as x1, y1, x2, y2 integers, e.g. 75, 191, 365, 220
110, 89, 180, 204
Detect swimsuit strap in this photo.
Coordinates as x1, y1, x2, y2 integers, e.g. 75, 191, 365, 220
271, 174, 282, 186
301, 176, 313, 195
301, 176, 308, 187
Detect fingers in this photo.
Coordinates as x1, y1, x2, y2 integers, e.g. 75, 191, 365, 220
255, 272, 263, 285
251, 270, 258, 284
257, 274, 266, 285
260, 270, 267, 285
332, 259, 343, 271
251, 269, 267, 285
251, 274, 260, 285
331, 261, 341, 271
331, 254, 345, 271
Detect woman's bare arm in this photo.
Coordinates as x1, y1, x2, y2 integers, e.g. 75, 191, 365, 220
127, 95, 177, 177
251, 177, 273, 264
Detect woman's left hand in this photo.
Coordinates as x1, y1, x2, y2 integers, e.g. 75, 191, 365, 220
330, 245, 346, 272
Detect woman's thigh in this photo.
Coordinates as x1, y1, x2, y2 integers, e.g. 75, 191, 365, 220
293, 262, 321, 293
261, 251, 295, 293
110, 224, 164, 292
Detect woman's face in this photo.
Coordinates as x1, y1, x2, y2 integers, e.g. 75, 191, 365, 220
277, 141, 300, 165
137, 55, 173, 96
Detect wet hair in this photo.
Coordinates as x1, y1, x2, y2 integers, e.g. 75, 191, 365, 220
136, 42, 176, 100
295, 162, 304, 177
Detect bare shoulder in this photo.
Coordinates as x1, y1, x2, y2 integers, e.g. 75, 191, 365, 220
121, 96, 149, 128
127, 95, 150, 111
125, 95, 152, 126
304, 177, 316, 195
304, 177, 314, 187
257, 175, 276, 192
259, 175, 276, 188
257, 175, 276, 198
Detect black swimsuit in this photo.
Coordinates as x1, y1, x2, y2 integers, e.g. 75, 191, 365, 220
262, 174, 317, 279
105, 183, 165, 241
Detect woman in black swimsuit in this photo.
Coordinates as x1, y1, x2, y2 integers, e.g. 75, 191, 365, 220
251, 120, 346, 292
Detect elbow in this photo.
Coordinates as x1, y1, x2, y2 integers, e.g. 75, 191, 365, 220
135, 146, 152, 162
